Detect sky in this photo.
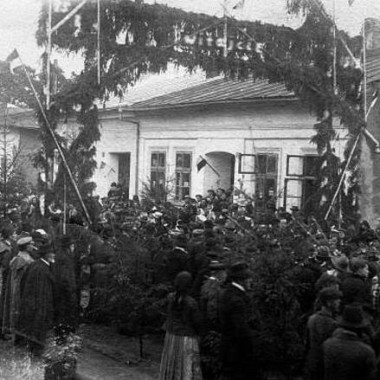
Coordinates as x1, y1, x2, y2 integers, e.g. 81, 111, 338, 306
0, 0, 379, 76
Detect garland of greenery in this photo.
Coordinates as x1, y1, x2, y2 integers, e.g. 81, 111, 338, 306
32, 0, 366, 221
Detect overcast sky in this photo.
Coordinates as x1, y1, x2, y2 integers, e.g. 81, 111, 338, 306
0, 0, 379, 76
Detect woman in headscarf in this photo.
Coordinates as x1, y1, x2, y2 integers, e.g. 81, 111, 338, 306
159, 271, 203, 380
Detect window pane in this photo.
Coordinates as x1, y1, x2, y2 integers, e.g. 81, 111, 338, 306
158, 171, 165, 185
183, 154, 191, 168
304, 156, 318, 177
267, 155, 277, 174
176, 154, 183, 168
159, 153, 166, 167
182, 187, 190, 197
288, 156, 303, 176
151, 153, 157, 167
265, 178, 276, 197
183, 173, 190, 187
257, 155, 267, 174
286, 179, 303, 197
240, 155, 255, 173
176, 172, 181, 186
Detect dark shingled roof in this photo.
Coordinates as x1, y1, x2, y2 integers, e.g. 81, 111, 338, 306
131, 77, 295, 109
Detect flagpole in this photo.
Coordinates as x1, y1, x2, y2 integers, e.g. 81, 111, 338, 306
223, 0, 228, 58
47, 0, 52, 110
97, 0, 101, 85
332, 0, 337, 94
363, 19, 367, 120
17, 53, 92, 225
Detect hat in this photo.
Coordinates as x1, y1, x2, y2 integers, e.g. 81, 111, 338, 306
349, 257, 368, 273
227, 262, 252, 280
290, 206, 299, 211
37, 242, 54, 257
331, 255, 349, 272
316, 245, 331, 260
224, 221, 235, 230
17, 232, 32, 246
338, 305, 368, 329
192, 229, 204, 236
209, 261, 226, 271
318, 287, 342, 305
174, 271, 193, 292
60, 235, 75, 247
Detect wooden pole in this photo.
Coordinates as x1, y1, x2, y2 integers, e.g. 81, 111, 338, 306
17, 53, 92, 225
47, 0, 52, 110
97, 0, 101, 85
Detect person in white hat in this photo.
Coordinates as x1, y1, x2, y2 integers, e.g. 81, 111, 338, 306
2, 232, 35, 341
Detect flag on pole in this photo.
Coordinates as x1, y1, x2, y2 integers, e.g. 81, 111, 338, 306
6, 49, 19, 63
232, 0, 245, 10
197, 156, 207, 171
4, 49, 20, 74
348, 0, 355, 6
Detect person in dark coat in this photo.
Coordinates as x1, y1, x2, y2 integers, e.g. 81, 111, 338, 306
0, 225, 18, 339
341, 257, 372, 309
323, 304, 377, 380
17, 242, 56, 356
53, 235, 79, 331
305, 287, 342, 380
219, 262, 257, 380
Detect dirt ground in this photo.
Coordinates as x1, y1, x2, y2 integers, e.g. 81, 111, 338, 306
0, 324, 162, 380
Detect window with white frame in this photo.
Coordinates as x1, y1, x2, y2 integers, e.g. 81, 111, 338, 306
175, 152, 191, 200
150, 152, 166, 200
238, 153, 279, 210
284, 155, 319, 213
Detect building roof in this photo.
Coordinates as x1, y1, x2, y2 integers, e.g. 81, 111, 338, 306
0, 103, 38, 130
130, 77, 295, 109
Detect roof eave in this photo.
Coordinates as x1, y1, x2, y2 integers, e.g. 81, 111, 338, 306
129, 96, 298, 112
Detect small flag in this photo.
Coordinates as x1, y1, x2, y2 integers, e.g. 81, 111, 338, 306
348, 0, 355, 5
6, 49, 19, 63
197, 157, 207, 171
232, 0, 245, 9
5, 49, 20, 74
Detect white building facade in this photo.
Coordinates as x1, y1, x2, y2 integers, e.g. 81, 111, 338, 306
92, 78, 347, 212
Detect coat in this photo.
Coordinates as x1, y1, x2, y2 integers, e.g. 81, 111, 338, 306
53, 247, 79, 330
323, 327, 377, 380
305, 310, 337, 379
341, 273, 372, 307
219, 283, 256, 380
17, 259, 55, 346
2, 251, 34, 335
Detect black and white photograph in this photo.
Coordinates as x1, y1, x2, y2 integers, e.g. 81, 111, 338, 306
0, 0, 380, 378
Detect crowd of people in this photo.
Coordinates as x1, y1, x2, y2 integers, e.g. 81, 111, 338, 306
1, 182, 380, 379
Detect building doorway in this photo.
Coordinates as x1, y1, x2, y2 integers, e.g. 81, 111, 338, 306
117, 153, 131, 199
202, 152, 235, 194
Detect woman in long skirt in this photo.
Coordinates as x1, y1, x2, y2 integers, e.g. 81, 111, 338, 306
159, 271, 203, 380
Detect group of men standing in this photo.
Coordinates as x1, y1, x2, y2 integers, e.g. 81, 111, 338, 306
0, 225, 79, 356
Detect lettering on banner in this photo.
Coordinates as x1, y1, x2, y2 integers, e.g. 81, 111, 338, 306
182, 33, 255, 52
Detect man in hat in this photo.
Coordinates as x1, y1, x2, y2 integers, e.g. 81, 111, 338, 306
2, 232, 35, 340
323, 305, 377, 380
219, 262, 257, 380
305, 287, 342, 380
17, 242, 56, 356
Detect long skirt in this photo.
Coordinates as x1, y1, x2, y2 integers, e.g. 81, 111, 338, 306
159, 332, 202, 380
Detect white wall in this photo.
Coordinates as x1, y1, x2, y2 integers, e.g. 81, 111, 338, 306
92, 118, 138, 198
96, 101, 347, 207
